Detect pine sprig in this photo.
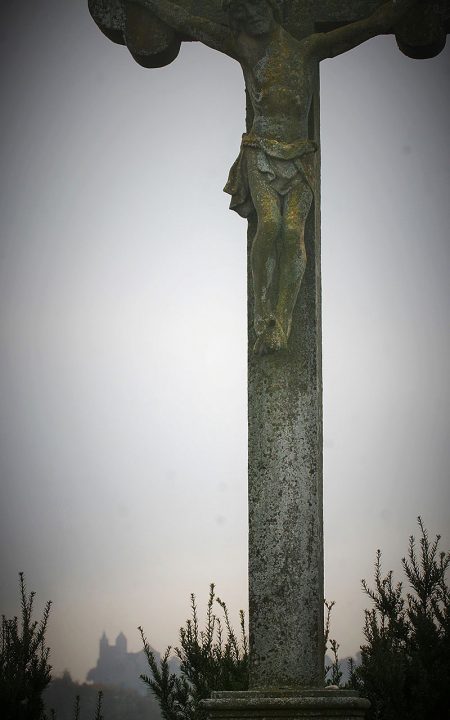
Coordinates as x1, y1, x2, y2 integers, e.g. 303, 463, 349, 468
139, 585, 248, 720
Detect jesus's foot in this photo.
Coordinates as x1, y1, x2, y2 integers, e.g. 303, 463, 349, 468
253, 316, 288, 356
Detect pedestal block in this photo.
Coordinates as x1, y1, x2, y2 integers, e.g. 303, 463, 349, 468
202, 690, 370, 720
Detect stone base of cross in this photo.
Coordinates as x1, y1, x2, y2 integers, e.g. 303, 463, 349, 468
203, 689, 369, 719
89, 1, 448, 718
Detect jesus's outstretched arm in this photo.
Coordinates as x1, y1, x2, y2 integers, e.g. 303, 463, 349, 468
306, 0, 421, 59
136, 0, 236, 56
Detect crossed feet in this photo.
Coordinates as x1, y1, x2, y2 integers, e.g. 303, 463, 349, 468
253, 314, 288, 356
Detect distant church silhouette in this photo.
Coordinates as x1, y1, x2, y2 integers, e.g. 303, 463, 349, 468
87, 631, 158, 695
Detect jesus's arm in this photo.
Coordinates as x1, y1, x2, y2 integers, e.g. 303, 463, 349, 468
306, 0, 420, 60
136, 0, 236, 56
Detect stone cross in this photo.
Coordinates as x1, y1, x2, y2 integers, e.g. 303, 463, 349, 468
89, 1, 448, 717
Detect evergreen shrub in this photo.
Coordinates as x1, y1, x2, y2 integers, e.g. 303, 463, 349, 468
349, 518, 450, 720
139, 584, 248, 720
1, 572, 52, 720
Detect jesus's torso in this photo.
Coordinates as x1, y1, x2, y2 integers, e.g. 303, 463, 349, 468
236, 26, 317, 143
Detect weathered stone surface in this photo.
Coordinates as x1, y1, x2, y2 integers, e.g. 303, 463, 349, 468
287, 0, 381, 37
125, 3, 181, 67
288, 0, 448, 58
89, 0, 125, 44
90, 0, 449, 61
394, 1, 449, 58
202, 690, 370, 720
89, 0, 182, 66
246, 87, 322, 689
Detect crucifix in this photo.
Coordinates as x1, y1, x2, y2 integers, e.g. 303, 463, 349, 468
89, 0, 448, 716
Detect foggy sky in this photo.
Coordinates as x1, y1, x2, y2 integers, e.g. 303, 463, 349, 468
0, 0, 449, 683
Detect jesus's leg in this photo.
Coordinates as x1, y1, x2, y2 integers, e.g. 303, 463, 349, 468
246, 155, 282, 347
275, 179, 313, 341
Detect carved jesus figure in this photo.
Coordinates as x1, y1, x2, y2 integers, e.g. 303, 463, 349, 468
137, 0, 420, 353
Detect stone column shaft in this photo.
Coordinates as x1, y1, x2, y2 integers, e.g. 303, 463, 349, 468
247, 78, 323, 689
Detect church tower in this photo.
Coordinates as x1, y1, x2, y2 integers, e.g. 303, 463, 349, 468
115, 631, 127, 654
99, 632, 109, 657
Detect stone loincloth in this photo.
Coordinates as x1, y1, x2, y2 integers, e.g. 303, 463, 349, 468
224, 133, 318, 218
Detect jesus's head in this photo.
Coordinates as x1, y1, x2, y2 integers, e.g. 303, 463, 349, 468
223, 0, 282, 36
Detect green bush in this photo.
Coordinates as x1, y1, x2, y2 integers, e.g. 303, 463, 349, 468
1, 574, 104, 720
1, 573, 52, 720
139, 584, 248, 720
349, 518, 450, 720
